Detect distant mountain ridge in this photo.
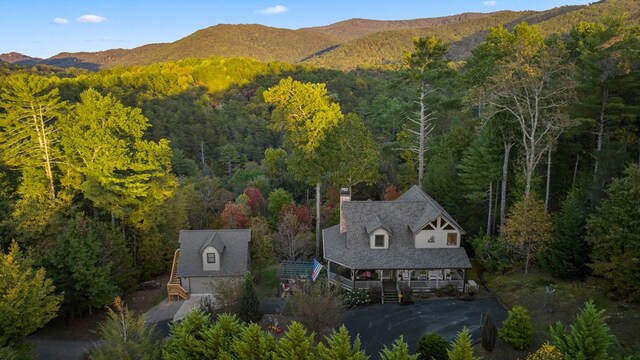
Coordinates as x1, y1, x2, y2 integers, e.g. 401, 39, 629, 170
2, 0, 638, 71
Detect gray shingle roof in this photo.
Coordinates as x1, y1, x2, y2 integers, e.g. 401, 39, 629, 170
177, 229, 251, 277
365, 214, 393, 235
322, 186, 470, 270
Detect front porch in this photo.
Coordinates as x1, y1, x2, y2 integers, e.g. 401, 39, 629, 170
327, 261, 467, 295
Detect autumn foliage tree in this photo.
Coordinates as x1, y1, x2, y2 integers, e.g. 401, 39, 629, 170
243, 187, 265, 216
222, 202, 250, 229
502, 196, 552, 274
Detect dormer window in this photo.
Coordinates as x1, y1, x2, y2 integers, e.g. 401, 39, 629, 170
207, 253, 216, 263
374, 234, 385, 247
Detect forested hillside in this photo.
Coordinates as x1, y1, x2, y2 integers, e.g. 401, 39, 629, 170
2, 0, 638, 70
1, 2, 640, 357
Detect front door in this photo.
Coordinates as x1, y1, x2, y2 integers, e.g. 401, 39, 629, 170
381, 269, 394, 280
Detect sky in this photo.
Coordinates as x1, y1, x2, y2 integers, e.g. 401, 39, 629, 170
1, 0, 594, 58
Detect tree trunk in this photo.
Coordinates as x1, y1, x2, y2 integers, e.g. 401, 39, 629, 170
545, 148, 552, 212
487, 181, 493, 236
418, 82, 426, 190
32, 105, 56, 202
493, 180, 499, 235
525, 246, 530, 275
500, 142, 512, 233
315, 182, 321, 258
572, 153, 579, 189
593, 89, 608, 185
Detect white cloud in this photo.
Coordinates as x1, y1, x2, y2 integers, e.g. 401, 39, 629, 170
76, 14, 107, 23
483, 1, 497, 5
53, 17, 69, 25
257, 5, 288, 15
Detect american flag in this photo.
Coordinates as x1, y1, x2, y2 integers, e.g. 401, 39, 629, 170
312, 259, 323, 281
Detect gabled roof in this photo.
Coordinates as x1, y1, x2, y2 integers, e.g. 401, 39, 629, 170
365, 214, 393, 236
198, 232, 226, 254
322, 185, 470, 270
177, 229, 251, 278
397, 185, 465, 234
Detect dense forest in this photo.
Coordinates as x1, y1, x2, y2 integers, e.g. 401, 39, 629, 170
0, 7, 639, 358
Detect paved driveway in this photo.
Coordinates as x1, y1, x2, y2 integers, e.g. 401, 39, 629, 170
343, 297, 507, 357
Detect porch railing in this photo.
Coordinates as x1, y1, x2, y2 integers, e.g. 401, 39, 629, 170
328, 272, 464, 292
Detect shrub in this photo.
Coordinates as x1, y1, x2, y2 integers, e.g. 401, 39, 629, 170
434, 284, 458, 297
448, 327, 481, 360
209, 277, 243, 315
499, 305, 533, 350
471, 234, 510, 273
417, 333, 449, 360
400, 284, 413, 304
344, 289, 370, 308
480, 311, 497, 351
369, 284, 382, 304
525, 343, 563, 360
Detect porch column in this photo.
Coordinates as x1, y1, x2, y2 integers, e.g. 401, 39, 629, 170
352, 268, 356, 290
462, 269, 467, 293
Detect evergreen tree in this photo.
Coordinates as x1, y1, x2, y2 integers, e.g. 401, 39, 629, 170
232, 323, 276, 360
541, 190, 590, 279
550, 300, 614, 360
448, 327, 481, 360
239, 273, 263, 323
89, 297, 162, 360
272, 322, 316, 360
586, 164, 640, 300
317, 325, 368, 360
201, 313, 244, 359
0, 241, 61, 347
499, 305, 533, 350
379, 336, 418, 360
480, 311, 497, 351
163, 310, 212, 359
417, 332, 449, 360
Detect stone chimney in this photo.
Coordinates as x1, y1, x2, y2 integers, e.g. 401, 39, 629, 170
339, 187, 351, 233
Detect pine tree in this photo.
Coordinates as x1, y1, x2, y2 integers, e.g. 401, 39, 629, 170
480, 311, 497, 351
586, 164, 640, 300
417, 332, 449, 360
379, 336, 418, 360
201, 313, 244, 359
447, 328, 481, 360
0, 241, 61, 347
89, 297, 162, 360
317, 325, 368, 360
499, 305, 533, 350
272, 322, 316, 360
550, 300, 614, 360
239, 273, 263, 323
541, 190, 589, 279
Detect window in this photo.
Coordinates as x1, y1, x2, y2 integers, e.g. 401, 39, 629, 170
447, 233, 457, 246
374, 234, 385, 247
427, 235, 435, 243
207, 252, 216, 263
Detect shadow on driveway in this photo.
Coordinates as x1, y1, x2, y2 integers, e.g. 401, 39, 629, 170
343, 297, 507, 357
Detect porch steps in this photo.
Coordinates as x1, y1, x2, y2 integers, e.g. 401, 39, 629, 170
167, 249, 189, 301
382, 291, 398, 304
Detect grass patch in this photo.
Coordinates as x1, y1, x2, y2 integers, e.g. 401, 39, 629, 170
255, 263, 279, 298
482, 269, 640, 358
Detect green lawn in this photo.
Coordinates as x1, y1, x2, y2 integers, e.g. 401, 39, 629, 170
255, 263, 279, 298
478, 269, 640, 358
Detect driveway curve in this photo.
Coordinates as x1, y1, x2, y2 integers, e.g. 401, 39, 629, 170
343, 297, 507, 357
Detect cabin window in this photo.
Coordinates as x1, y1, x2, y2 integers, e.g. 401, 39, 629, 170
447, 233, 457, 246
207, 253, 216, 263
374, 234, 385, 248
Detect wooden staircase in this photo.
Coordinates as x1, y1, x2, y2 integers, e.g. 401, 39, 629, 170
167, 249, 189, 301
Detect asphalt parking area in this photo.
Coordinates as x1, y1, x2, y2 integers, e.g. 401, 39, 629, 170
343, 297, 507, 357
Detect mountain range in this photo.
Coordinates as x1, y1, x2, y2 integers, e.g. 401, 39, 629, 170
1, 0, 638, 71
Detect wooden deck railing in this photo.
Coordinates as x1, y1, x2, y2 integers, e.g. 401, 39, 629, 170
167, 249, 189, 301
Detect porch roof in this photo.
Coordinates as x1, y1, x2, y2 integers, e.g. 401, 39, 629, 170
323, 225, 471, 270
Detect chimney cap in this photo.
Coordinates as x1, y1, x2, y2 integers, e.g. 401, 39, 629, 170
340, 187, 350, 195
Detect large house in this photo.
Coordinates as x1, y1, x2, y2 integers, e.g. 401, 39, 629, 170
322, 186, 472, 300
168, 229, 251, 300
